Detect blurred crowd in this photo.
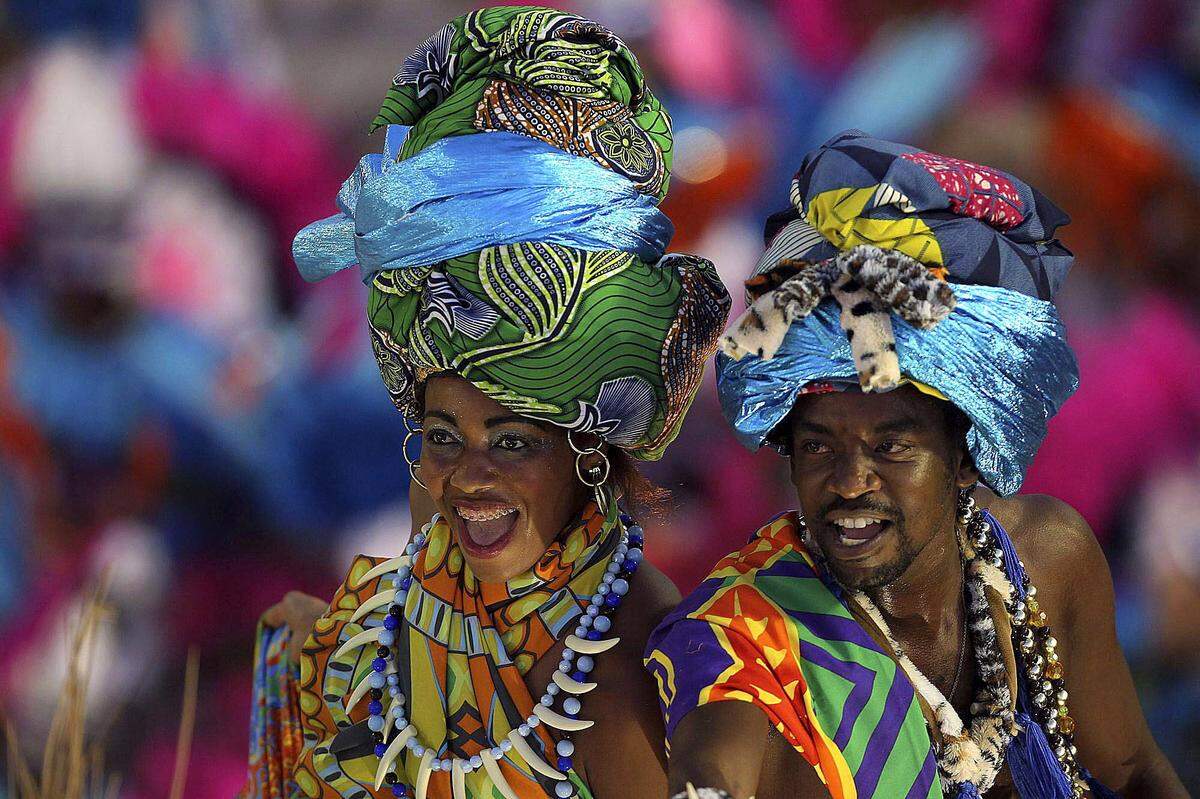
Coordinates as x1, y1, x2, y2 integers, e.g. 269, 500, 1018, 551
0, 0, 1198, 794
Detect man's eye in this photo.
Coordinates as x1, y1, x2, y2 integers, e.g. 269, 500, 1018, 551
799, 440, 830, 454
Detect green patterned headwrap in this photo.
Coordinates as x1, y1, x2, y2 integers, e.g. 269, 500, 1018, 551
364, 6, 731, 460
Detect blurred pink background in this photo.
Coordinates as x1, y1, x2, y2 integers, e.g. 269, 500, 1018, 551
1, 0, 1198, 793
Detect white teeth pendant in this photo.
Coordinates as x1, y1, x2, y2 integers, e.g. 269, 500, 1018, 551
361, 555, 413, 584
480, 750, 519, 799
533, 703, 594, 732
333, 626, 385, 659
508, 729, 565, 780
373, 724, 417, 790
344, 662, 395, 714
564, 634, 619, 655
383, 694, 406, 739
552, 669, 596, 694
451, 759, 467, 799
349, 589, 397, 625
414, 748, 435, 799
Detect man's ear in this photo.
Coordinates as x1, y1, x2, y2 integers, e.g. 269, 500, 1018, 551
954, 456, 980, 491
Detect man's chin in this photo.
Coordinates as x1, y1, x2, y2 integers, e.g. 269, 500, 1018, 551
831, 560, 906, 591
814, 523, 910, 590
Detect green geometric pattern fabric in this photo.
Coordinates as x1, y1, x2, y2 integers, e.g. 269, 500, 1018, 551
364, 6, 729, 460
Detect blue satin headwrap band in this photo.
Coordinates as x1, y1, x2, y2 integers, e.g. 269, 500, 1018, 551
716, 284, 1079, 495
292, 125, 675, 282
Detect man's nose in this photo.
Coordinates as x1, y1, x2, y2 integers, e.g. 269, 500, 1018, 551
825, 452, 881, 499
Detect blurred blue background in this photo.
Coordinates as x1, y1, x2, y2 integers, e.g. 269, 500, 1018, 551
0, 0, 1198, 794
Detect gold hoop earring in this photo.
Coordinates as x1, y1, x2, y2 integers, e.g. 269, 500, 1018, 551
403, 426, 427, 491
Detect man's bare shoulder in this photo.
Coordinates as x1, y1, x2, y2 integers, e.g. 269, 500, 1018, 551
981, 492, 1112, 621
986, 493, 1102, 564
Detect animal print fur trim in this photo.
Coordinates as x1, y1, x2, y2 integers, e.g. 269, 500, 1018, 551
720, 245, 955, 391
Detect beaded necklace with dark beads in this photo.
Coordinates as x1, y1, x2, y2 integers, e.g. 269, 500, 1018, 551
346, 510, 645, 799
965, 491, 1087, 797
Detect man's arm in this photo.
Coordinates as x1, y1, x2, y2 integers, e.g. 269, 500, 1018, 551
1030, 499, 1189, 797
667, 702, 772, 799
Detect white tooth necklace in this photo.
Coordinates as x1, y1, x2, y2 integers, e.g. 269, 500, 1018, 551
339, 510, 645, 799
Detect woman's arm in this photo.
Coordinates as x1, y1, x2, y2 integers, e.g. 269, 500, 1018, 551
584, 563, 680, 797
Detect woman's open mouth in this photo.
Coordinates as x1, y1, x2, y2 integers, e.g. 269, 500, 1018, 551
452, 501, 520, 558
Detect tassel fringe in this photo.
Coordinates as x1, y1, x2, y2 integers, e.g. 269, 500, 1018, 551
1007, 712, 1074, 799
954, 781, 981, 799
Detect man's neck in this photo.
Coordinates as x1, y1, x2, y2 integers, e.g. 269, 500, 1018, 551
865, 518, 963, 638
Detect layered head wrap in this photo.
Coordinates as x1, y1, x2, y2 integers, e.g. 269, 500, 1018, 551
719, 131, 1078, 494
294, 5, 730, 461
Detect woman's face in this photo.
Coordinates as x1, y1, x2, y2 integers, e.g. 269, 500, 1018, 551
419, 374, 590, 583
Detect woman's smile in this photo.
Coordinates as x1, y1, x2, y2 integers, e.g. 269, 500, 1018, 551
451, 499, 521, 558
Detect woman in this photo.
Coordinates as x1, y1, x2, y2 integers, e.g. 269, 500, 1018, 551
239, 7, 730, 799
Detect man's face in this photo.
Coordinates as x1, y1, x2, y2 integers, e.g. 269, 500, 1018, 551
786, 386, 974, 590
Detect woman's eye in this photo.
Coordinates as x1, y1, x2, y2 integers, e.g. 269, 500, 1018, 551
877, 440, 911, 455
426, 428, 458, 446
799, 440, 830, 455
494, 435, 528, 452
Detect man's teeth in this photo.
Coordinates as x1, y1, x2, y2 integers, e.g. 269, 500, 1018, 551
831, 517, 883, 529
457, 507, 516, 522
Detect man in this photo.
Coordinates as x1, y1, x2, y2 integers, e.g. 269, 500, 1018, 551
645, 132, 1188, 798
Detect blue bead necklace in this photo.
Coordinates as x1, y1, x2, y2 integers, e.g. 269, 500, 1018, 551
354, 511, 644, 799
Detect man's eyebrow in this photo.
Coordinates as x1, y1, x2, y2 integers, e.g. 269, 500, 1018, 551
791, 415, 926, 436
874, 415, 925, 435
791, 420, 836, 436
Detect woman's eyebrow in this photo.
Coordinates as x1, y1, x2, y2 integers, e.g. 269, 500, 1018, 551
484, 413, 553, 432
424, 410, 457, 425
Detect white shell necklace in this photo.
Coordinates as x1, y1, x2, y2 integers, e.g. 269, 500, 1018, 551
334, 511, 645, 799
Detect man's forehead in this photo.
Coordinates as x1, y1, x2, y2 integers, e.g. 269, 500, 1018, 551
790, 386, 944, 430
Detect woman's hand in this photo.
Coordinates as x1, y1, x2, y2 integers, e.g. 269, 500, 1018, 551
261, 591, 329, 665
